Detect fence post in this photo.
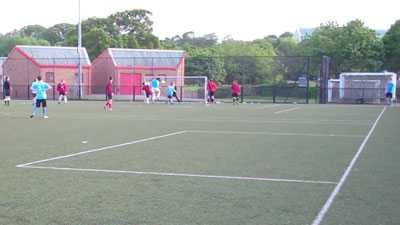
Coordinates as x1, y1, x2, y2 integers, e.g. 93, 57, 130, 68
133, 86, 135, 101
306, 56, 311, 104
241, 56, 244, 103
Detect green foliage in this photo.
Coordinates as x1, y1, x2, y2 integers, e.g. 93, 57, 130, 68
273, 37, 298, 56
382, 20, 400, 73
299, 20, 384, 75
0, 36, 50, 56
163, 32, 218, 49
213, 39, 277, 84
185, 47, 226, 84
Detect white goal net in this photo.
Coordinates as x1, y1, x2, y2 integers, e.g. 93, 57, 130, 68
143, 76, 208, 103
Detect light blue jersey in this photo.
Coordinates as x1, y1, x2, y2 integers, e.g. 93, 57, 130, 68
386, 82, 394, 93
167, 86, 175, 96
32, 81, 51, 99
152, 79, 159, 88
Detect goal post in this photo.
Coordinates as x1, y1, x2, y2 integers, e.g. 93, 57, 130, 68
144, 76, 208, 104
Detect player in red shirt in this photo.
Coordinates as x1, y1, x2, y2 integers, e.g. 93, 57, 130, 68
104, 77, 113, 111
231, 80, 241, 105
141, 82, 153, 104
206, 78, 217, 105
57, 79, 67, 104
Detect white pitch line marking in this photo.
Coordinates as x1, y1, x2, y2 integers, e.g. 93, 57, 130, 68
274, 107, 301, 114
0, 112, 373, 125
16, 131, 187, 167
311, 106, 386, 225
17, 165, 338, 185
188, 130, 365, 138
256, 104, 281, 109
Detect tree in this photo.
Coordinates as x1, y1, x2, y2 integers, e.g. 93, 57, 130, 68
83, 28, 123, 59
19, 25, 46, 38
59, 9, 159, 58
163, 32, 218, 49
299, 20, 384, 77
185, 47, 226, 85
272, 37, 298, 56
111, 9, 154, 36
0, 36, 50, 56
279, 32, 293, 38
215, 39, 277, 84
382, 20, 400, 73
41, 23, 74, 45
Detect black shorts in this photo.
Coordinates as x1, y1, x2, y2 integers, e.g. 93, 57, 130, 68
208, 91, 215, 96
107, 94, 113, 100
59, 92, 66, 96
168, 95, 173, 99
36, 99, 47, 108
5, 90, 10, 97
32, 93, 37, 98
173, 92, 178, 97
145, 93, 151, 98
386, 92, 393, 98
232, 93, 239, 98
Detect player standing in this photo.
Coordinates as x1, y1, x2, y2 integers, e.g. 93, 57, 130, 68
166, 82, 176, 105
386, 77, 394, 106
104, 77, 113, 111
231, 80, 241, 105
57, 79, 67, 104
30, 76, 51, 118
3, 76, 12, 106
207, 78, 217, 105
31, 78, 38, 105
142, 82, 153, 104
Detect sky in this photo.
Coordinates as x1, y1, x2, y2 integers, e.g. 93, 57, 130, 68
1, 0, 399, 41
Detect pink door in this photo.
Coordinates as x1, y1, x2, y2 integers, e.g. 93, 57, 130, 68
120, 73, 141, 95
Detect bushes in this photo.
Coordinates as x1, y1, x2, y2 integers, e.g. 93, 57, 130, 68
214, 83, 315, 99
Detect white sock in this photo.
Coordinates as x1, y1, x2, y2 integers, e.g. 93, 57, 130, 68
64, 96, 67, 103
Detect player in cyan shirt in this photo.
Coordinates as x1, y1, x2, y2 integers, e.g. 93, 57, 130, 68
30, 76, 51, 118
386, 78, 394, 106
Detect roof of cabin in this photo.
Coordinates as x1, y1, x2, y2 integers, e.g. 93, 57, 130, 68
15, 45, 91, 66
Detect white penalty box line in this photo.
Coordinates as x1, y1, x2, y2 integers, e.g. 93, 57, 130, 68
16, 130, 363, 185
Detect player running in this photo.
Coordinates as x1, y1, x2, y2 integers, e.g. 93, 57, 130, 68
142, 82, 153, 104
166, 82, 176, 105
30, 76, 51, 118
231, 80, 241, 105
104, 77, 113, 111
57, 79, 67, 104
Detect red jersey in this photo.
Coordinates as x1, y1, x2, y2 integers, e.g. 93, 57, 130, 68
207, 81, 217, 92
57, 83, 67, 93
142, 85, 152, 95
231, 83, 241, 94
106, 81, 113, 94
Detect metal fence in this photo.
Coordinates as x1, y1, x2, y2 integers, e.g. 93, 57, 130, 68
2, 56, 399, 104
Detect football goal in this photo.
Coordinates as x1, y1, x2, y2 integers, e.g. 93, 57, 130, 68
143, 76, 208, 103
336, 72, 397, 104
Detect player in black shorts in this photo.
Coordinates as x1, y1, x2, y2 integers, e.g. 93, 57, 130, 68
3, 76, 12, 106
172, 84, 180, 103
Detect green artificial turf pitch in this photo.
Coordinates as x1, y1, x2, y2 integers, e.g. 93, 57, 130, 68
0, 101, 399, 224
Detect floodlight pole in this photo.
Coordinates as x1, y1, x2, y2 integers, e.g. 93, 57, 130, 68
77, 0, 82, 99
